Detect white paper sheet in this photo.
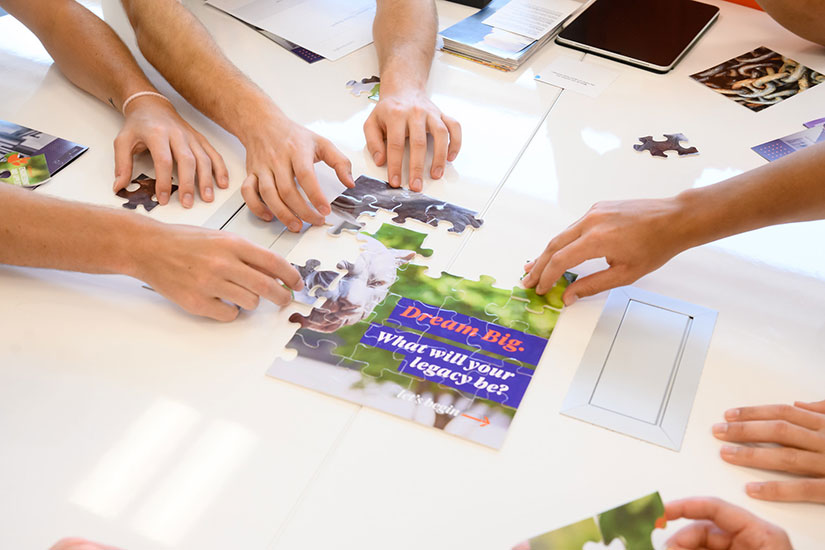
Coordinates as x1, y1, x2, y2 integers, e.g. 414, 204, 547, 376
535, 57, 619, 98
482, 0, 580, 41
206, 0, 376, 61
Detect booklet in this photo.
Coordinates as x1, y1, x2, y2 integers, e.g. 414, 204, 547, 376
0, 120, 87, 187
440, 0, 579, 71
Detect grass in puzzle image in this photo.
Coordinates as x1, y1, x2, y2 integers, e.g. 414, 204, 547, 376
268, 223, 574, 449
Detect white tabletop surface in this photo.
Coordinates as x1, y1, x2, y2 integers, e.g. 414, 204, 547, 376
1, 1, 824, 549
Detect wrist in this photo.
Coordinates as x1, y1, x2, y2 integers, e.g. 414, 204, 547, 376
670, 188, 722, 251
232, 93, 289, 144
112, 212, 162, 281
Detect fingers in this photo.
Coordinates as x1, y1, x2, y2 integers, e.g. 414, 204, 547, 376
385, 119, 407, 188
364, 115, 387, 167
522, 226, 581, 291
199, 136, 229, 189
535, 239, 593, 295
274, 161, 322, 227
257, 169, 302, 232
665, 520, 731, 550
200, 298, 241, 322
562, 267, 632, 305
238, 242, 304, 292
407, 114, 428, 192
720, 444, 825, 476
147, 137, 175, 205
724, 403, 825, 431
291, 156, 329, 219
746, 479, 825, 503
428, 114, 448, 180
442, 114, 462, 162
169, 133, 197, 208
219, 280, 261, 311
241, 173, 274, 222
796, 399, 825, 414
318, 138, 354, 188
665, 497, 755, 534
113, 133, 135, 192
713, 419, 825, 451
228, 261, 295, 307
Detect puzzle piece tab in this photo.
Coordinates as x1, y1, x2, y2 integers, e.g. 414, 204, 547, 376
116, 173, 178, 211
633, 134, 699, 158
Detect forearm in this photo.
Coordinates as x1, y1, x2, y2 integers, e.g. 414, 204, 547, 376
756, 0, 825, 46
0, 185, 147, 277
2, 0, 158, 111
373, 0, 437, 93
674, 141, 825, 249
122, 0, 282, 142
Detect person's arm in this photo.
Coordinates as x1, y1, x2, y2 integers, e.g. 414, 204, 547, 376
522, 141, 825, 301
120, 0, 353, 232
713, 399, 825, 504
664, 497, 792, 550
365, 0, 461, 192
0, 184, 302, 321
757, 0, 825, 47
1, 0, 228, 208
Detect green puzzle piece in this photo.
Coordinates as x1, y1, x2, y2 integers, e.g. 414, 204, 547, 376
598, 492, 666, 550
363, 224, 433, 258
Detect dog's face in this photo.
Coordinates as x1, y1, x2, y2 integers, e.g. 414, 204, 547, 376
295, 237, 415, 333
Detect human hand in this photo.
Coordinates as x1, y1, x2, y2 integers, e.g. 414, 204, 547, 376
114, 95, 228, 208
51, 538, 123, 550
664, 497, 792, 550
364, 88, 461, 192
521, 198, 689, 302
713, 400, 825, 503
131, 222, 303, 321
241, 112, 353, 231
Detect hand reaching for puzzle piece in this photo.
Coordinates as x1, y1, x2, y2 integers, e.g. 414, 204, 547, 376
713, 399, 825, 504
522, 198, 688, 303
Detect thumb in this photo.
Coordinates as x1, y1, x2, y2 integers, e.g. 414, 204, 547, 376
562, 268, 631, 305
113, 135, 134, 192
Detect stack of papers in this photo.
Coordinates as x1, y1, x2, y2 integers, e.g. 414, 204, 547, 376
206, 0, 376, 62
440, 0, 581, 71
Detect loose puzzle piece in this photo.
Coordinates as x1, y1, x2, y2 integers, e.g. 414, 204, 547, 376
328, 175, 484, 235
633, 134, 698, 158
515, 492, 666, 550
116, 173, 178, 212
346, 75, 381, 100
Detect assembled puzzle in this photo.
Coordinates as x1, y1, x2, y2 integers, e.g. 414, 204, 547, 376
269, 214, 574, 449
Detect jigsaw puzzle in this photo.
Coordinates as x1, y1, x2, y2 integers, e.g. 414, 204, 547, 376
328, 175, 484, 235
633, 134, 698, 158
690, 46, 824, 112
268, 223, 575, 449
512, 492, 667, 550
346, 75, 381, 101
116, 173, 178, 212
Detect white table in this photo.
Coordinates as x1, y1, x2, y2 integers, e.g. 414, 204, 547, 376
0, 1, 823, 549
